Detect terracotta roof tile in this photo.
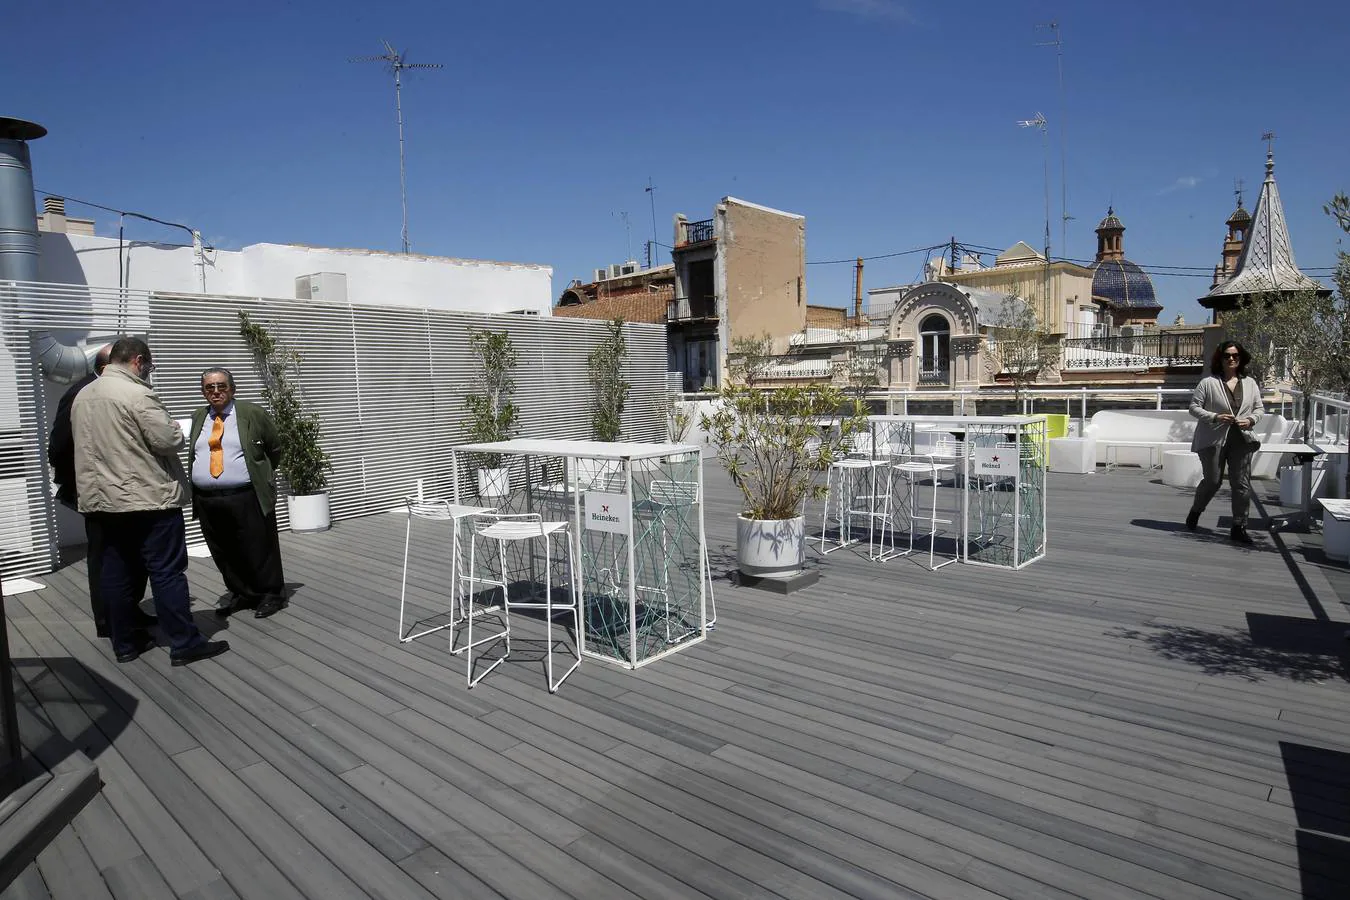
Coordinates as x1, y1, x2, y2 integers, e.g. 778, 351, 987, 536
552, 293, 668, 324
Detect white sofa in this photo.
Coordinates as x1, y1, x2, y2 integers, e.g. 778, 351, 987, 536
1083, 409, 1291, 477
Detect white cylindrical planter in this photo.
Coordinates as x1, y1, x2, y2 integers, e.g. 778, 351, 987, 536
477, 467, 510, 499
1280, 467, 1302, 507
736, 515, 805, 578
287, 493, 331, 533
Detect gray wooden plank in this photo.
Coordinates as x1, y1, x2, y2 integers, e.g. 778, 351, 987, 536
0, 863, 49, 900
233, 761, 435, 900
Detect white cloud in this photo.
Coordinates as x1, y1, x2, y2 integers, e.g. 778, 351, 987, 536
818, 0, 915, 24
1158, 175, 1202, 195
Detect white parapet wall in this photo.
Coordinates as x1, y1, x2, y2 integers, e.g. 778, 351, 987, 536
37, 233, 554, 316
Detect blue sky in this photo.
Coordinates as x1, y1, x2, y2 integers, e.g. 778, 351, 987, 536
6, 0, 1347, 325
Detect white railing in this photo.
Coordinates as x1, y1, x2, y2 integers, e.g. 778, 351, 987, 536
1277, 388, 1350, 445
789, 325, 886, 347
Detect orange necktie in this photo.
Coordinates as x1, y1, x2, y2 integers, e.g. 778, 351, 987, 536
208, 415, 224, 478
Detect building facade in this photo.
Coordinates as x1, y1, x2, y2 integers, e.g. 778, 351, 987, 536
669, 197, 807, 391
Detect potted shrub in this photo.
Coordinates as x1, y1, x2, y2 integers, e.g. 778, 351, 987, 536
588, 318, 629, 442
464, 327, 519, 498
701, 384, 866, 578
239, 312, 333, 532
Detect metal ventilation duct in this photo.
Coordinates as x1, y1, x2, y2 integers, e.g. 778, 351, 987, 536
0, 117, 99, 384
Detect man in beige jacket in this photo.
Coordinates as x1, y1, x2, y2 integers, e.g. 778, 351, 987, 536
72, 337, 229, 666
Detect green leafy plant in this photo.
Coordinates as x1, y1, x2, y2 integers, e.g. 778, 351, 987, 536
588, 318, 629, 441
238, 311, 331, 495
728, 333, 774, 386
463, 328, 520, 468
662, 394, 693, 443
701, 384, 867, 520
985, 294, 1062, 406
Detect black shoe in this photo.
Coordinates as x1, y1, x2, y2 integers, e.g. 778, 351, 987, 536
170, 640, 230, 667
1230, 526, 1254, 545
115, 632, 156, 664
1185, 510, 1200, 532
254, 597, 287, 619
216, 594, 256, 618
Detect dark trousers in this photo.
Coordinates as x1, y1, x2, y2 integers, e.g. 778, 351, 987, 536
196, 489, 285, 605
82, 512, 148, 634
94, 508, 205, 657
1190, 435, 1254, 528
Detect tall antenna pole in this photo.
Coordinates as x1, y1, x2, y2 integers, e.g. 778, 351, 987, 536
1036, 22, 1070, 258
352, 41, 443, 253
645, 177, 658, 269
1018, 112, 1052, 321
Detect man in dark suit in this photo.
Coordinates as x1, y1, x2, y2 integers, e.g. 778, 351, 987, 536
188, 367, 288, 618
47, 343, 151, 638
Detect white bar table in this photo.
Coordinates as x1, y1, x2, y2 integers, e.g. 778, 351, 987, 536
1257, 442, 1348, 532
451, 439, 709, 669
868, 415, 1049, 569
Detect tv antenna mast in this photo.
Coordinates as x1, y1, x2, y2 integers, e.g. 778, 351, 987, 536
1018, 112, 1052, 317
351, 41, 443, 253
1036, 21, 1071, 258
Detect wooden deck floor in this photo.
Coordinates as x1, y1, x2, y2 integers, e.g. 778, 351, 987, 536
4, 466, 1350, 900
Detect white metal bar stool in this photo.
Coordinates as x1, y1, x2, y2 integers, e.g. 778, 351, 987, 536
398, 498, 494, 644
461, 512, 580, 693
820, 433, 888, 554
876, 454, 957, 569
635, 479, 718, 641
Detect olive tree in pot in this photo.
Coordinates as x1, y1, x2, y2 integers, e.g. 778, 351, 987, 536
701, 384, 866, 579
588, 318, 629, 442
239, 312, 333, 532
464, 328, 520, 499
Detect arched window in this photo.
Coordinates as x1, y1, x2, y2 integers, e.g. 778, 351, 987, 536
918, 314, 950, 383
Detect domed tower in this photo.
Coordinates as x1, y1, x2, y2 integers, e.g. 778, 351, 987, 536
1211, 184, 1252, 291
1090, 207, 1162, 327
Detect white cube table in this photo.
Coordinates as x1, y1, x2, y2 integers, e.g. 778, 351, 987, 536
1048, 437, 1096, 474
1319, 498, 1350, 563
1162, 450, 1203, 489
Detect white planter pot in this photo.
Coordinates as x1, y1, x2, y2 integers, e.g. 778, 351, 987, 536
477, 467, 511, 499
287, 492, 331, 533
736, 515, 805, 578
1279, 467, 1302, 506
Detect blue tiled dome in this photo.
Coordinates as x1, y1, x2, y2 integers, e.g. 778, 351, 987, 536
1092, 258, 1161, 310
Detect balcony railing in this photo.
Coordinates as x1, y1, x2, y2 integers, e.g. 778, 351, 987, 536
667, 296, 718, 322
1061, 330, 1204, 370
682, 218, 715, 245
789, 325, 887, 347
918, 365, 950, 385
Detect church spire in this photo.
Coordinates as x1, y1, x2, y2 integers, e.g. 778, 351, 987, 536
1200, 136, 1326, 314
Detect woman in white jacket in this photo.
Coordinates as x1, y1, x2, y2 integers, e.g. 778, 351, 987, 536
1185, 340, 1264, 544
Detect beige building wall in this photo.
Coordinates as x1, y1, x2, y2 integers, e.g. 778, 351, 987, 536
940, 246, 1094, 335
718, 198, 807, 365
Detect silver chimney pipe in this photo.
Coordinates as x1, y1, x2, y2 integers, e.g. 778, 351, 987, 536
0, 116, 100, 384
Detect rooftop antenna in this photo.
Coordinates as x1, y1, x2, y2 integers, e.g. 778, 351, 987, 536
1018, 112, 1052, 318
351, 40, 443, 253
615, 210, 633, 262
1035, 21, 1071, 259
1234, 177, 1245, 209
1262, 130, 1276, 175
644, 177, 658, 269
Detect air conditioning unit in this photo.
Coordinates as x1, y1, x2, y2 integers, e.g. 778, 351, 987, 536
619, 262, 639, 276
593, 267, 609, 282
608, 264, 625, 279
295, 272, 348, 304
